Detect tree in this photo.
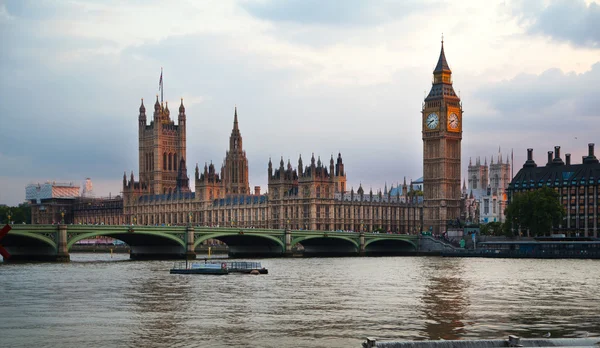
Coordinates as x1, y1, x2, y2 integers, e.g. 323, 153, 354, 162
0, 204, 31, 224
480, 221, 504, 236
504, 187, 565, 237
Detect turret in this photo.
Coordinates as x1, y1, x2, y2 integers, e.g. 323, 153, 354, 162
268, 157, 273, 177
330, 155, 334, 175
335, 152, 344, 176
139, 98, 146, 125
178, 98, 186, 126
298, 154, 303, 176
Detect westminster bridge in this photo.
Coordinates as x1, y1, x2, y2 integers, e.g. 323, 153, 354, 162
0, 224, 439, 262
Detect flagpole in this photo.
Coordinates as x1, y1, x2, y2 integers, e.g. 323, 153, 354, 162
511, 148, 514, 179
160, 67, 163, 104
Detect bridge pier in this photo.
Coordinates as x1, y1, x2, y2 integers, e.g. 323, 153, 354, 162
359, 232, 366, 256
284, 229, 293, 257
56, 224, 70, 262
185, 226, 196, 260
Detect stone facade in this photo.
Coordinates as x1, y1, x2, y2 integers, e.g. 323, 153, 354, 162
32, 45, 475, 232
422, 41, 463, 234
118, 100, 424, 232
464, 150, 511, 223
137, 96, 187, 195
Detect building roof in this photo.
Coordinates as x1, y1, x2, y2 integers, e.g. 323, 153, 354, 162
434, 42, 451, 73
509, 147, 600, 190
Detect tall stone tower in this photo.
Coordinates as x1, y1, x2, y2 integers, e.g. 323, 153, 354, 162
422, 41, 463, 234
222, 107, 250, 195
137, 96, 187, 195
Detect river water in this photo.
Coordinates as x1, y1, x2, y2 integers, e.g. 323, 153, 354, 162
1, 254, 599, 348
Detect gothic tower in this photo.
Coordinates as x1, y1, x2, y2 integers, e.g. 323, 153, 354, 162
138, 96, 187, 195
222, 107, 250, 195
422, 40, 463, 234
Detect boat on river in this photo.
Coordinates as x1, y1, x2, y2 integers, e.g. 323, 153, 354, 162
169, 261, 228, 275
170, 261, 268, 275
207, 261, 268, 274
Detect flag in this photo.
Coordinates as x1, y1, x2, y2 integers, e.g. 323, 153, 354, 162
159, 68, 163, 91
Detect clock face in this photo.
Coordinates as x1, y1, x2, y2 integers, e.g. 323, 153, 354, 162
448, 113, 459, 130
426, 113, 439, 129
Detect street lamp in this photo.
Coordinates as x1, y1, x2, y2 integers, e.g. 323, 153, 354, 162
7, 209, 12, 225
60, 208, 65, 224
133, 216, 137, 225
188, 212, 192, 226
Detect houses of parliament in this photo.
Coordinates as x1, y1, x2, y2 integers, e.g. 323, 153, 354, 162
29, 42, 463, 234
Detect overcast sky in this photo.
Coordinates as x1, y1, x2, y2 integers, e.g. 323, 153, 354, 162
1, 0, 599, 205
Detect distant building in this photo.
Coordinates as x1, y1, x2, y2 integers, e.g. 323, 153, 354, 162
26, 182, 80, 224
508, 144, 599, 238
465, 149, 511, 223
81, 178, 95, 198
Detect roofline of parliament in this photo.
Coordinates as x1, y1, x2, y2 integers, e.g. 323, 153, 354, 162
31, 41, 470, 233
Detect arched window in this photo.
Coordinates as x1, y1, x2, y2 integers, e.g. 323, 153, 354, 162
173, 154, 177, 171
163, 153, 167, 170
168, 153, 172, 171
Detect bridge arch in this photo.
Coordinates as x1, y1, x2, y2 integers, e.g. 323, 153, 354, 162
4, 230, 57, 250
291, 235, 359, 248
292, 235, 359, 256
364, 237, 417, 255
195, 232, 285, 257
66, 230, 186, 249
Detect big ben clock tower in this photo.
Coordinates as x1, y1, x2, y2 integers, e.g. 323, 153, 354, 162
422, 40, 462, 234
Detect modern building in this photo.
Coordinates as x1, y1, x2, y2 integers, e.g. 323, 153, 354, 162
508, 144, 600, 237
422, 40, 463, 234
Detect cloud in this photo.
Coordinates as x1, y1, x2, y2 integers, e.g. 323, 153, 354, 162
512, 0, 600, 48
241, 0, 438, 27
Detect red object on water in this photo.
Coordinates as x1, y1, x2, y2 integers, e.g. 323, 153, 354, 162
0, 224, 12, 260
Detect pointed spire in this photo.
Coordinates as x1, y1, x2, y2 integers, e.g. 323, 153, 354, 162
154, 95, 160, 111
179, 98, 185, 113
433, 37, 451, 73
139, 98, 146, 113
469, 157, 472, 166
233, 106, 239, 131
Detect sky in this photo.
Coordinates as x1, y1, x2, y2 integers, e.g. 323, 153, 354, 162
0, 0, 599, 205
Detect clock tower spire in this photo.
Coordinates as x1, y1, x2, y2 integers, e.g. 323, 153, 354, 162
422, 39, 463, 234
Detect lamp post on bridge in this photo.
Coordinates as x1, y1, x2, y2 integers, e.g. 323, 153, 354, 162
60, 208, 65, 225
188, 212, 192, 227
7, 209, 12, 225
133, 216, 137, 226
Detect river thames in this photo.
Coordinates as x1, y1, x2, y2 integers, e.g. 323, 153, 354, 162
1, 255, 599, 348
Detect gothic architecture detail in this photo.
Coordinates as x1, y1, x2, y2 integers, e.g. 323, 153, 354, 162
422, 40, 463, 234
464, 149, 511, 223
222, 107, 250, 195
137, 97, 187, 195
